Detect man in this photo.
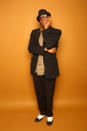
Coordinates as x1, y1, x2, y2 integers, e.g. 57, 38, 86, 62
28, 9, 62, 126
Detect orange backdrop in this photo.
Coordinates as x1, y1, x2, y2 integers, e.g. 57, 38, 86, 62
0, 0, 87, 110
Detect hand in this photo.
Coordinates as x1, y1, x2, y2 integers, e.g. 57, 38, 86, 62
43, 16, 52, 29
47, 47, 57, 54
44, 47, 57, 54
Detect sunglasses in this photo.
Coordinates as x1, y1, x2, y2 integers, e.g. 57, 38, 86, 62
39, 14, 48, 21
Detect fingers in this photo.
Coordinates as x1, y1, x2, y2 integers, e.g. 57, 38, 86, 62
47, 49, 57, 54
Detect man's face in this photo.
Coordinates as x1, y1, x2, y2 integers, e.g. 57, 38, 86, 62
39, 14, 51, 27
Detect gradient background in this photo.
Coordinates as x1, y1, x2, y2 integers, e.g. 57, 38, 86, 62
0, 0, 87, 130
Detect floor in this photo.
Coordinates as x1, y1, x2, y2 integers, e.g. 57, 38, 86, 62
0, 106, 87, 131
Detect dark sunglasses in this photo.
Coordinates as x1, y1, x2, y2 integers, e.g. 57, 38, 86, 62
39, 14, 48, 21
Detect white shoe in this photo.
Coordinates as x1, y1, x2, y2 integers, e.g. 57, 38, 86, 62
37, 114, 45, 119
34, 114, 45, 122
47, 116, 53, 122
46, 116, 53, 126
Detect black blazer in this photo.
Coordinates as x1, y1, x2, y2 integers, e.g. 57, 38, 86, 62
28, 26, 62, 79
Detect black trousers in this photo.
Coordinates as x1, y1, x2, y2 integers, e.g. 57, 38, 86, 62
33, 74, 56, 117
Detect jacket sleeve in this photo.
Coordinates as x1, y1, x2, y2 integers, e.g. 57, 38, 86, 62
28, 30, 45, 55
42, 29, 62, 50
55, 29, 62, 50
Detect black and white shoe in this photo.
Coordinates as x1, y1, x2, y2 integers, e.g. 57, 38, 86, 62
34, 114, 45, 122
46, 116, 53, 126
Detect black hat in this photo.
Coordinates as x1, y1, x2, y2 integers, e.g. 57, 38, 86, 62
37, 9, 51, 22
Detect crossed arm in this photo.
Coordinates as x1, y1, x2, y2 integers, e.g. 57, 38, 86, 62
28, 30, 57, 55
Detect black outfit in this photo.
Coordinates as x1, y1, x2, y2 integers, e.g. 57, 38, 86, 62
28, 26, 62, 117
28, 26, 62, 79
